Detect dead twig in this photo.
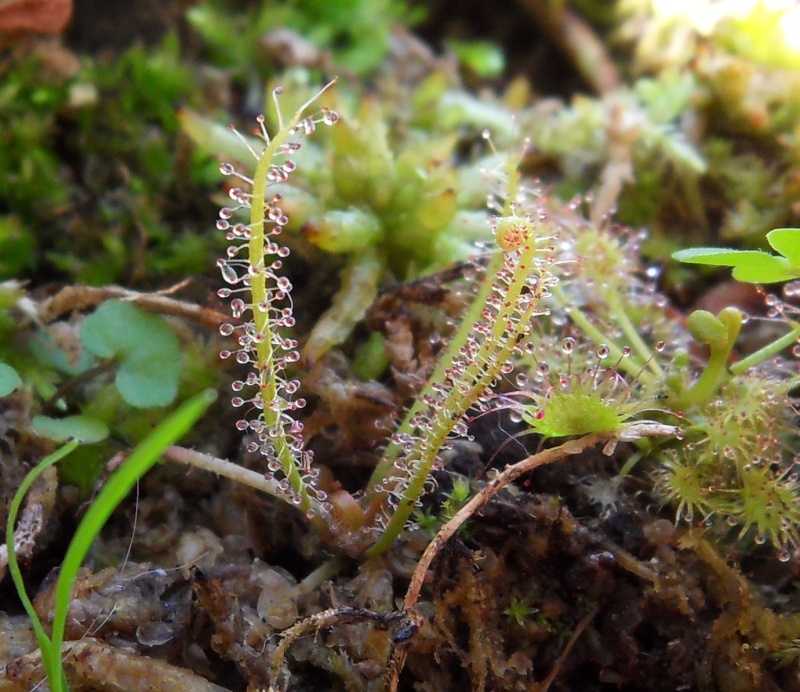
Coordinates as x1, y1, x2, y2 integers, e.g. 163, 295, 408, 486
267, 607, 404, 692
517, 0, 622, 95
36, 283, 229, 330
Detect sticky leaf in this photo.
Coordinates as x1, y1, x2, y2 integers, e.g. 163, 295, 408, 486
522, 392, 623, 437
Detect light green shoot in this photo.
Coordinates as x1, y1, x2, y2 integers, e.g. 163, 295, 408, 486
6, 389, 215, 692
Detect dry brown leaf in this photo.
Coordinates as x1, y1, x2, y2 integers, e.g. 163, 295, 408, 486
0, 0, 73, 35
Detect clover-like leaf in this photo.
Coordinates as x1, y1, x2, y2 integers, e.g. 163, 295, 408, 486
81, 300, 181, 408
32, 414, 109, 443
766, 228, 800, 267
672, 247, 796, 283
0, 362, 22, 397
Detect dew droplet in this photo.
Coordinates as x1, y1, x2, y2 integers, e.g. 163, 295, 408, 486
218, 260, 240, 284
230, 298, 247, 318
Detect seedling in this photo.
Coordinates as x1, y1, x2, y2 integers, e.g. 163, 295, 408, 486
6, 390, 216, 692
673, 227, 800, 378
504, 596, 537, 626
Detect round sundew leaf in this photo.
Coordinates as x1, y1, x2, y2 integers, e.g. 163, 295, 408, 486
32, 414, 109, 443
766, 228, 800, 268
81, 300, 181, 408
522, 392, 623, 437
0, 362, 22, 397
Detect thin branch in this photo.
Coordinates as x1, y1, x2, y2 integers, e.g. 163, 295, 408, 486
37, 283, 229, 330
164, 446, 284, 498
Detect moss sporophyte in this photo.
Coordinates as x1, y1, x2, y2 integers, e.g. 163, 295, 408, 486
166, 79, 800, 560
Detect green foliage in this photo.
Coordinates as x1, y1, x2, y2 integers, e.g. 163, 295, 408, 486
0, 31, 219, 286
182, 76, 517, 362
199, 78, 800, 561
81, 300, 181, 408
655, 373, 800, 555
5, 440, 79, 692
188, 0, 421, 76
0, 362, 21, 397
0, 216, 36, 279
0, 290, 202, 490
504, 596, 537, 626
0, 56, 71, 229
6, 390, 216, 692
447, 39, 506, 78
673, 228, 800, 283
31, 414, 109, 443
441, 477, 472, 521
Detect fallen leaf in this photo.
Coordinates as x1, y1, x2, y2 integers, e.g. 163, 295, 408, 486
0, 0, 73, 35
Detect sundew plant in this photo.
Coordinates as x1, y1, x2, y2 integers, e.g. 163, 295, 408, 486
171, 79, 800, 560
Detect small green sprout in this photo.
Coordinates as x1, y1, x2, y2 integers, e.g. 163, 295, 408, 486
441, 477, 473, 523
504, 596, 538, 626
672, 227, 800, 382
672, 228, 800, 283
414, 510, 439, 535
7, 390, 216, 692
